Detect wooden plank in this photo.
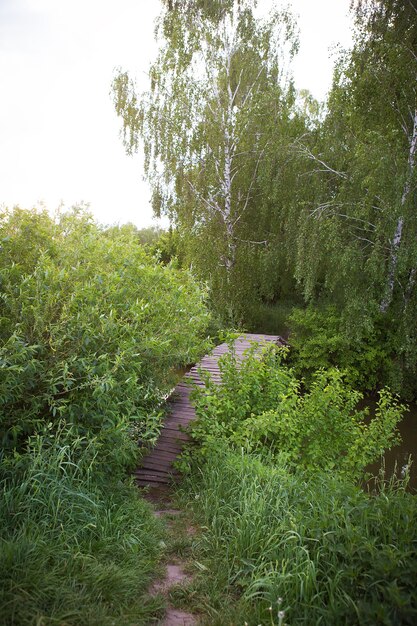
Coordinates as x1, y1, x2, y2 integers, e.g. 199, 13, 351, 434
168, 404, 195, 410
168, 409, 194, 415
159, 432, 189, 442
154, 441, 183, 451
135, 472, 169, 484
163, 424, 189, 432
165, 417, 194, 425
155, 436, 184, 446
146, 451, 178, 462
141, 460, 173, 473
135, 468, 178, 480
135, 466, 171, 476
167, 416, 194, 422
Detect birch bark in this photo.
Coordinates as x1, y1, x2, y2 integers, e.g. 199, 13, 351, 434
380, 107, 417, 312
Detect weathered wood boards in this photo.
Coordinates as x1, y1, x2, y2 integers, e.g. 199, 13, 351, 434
134, 333, 284, 487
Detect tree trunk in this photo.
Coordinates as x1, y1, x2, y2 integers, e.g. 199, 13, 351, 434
380, 107, 417, 313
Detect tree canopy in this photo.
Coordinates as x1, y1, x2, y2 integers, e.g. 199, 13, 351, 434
113, 0, 417, 397
113, 0, 301, 322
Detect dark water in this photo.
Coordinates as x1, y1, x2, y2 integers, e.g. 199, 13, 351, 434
175, 365, 192, 380
366, 401, 417, 492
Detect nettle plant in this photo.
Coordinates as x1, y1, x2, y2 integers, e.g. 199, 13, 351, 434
187, 341, 404, 479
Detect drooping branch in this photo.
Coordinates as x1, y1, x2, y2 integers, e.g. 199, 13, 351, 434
310, 202, 377, 229
296, 142, 348, 180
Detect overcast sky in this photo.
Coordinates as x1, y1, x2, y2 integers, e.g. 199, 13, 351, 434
0, 0, 353, 228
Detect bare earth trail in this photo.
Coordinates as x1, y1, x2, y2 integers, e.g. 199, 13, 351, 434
136, 334, 285, 625
145, 486, 198, 626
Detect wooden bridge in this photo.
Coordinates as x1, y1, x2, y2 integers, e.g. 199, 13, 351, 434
135, 333, 285, 488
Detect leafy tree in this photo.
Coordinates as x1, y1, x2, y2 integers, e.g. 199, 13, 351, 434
113, 0, 299, 323
292, 0, 417, 395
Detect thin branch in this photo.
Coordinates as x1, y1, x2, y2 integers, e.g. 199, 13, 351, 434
297, 142, 348, 179
187, 180, 223, 215
353, 236, 376, 247
234, 237, 268, 245
310, 206, 377, 230
240, 65, 266, 110
232, 68, 244, 104
408, 0, 417, 16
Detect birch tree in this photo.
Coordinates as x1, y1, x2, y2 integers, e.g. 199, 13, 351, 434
292, 0, 417, 394
113, 0, 298, 322
340, 0, 417, 324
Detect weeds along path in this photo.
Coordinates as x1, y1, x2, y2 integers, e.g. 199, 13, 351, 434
144, 486, 200, 626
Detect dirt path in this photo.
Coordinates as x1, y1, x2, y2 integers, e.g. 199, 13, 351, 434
145, 487, 199, 626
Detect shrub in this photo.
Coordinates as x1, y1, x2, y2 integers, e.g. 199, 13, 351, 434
0, 207, 210, 468
287, 305, 392, 392
186, 342, 404, 479
0, 207, 212, 624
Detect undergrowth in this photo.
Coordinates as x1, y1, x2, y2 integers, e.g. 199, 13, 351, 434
174, 341, 415, 625
0, 431, 164, 625
182, 342, 404, 480
0, 207, 211, 625
178, 449, 417, 626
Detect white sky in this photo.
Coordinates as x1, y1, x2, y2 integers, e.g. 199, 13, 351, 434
0, 0, 353, 228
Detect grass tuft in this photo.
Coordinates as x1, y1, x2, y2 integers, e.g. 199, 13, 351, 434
0, 434, 165, 626
177, 448, 417, 625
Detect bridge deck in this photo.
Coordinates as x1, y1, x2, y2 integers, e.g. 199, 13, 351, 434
134, 333, 285, 487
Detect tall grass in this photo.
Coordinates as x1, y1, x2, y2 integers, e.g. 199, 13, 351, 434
0, 433, 163, 626
180, 448, 417, 625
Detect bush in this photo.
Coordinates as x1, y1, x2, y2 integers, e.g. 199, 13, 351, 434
287, 305, 392, 392
180, 449, 417, 626
0, 207, 210, 467
0, 432, 164, 626
185, 342, 404, 479
245, 299, 300, 338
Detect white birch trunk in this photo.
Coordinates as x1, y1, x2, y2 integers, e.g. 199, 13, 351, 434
221, 44, 237, 280
380, 107, 417, 312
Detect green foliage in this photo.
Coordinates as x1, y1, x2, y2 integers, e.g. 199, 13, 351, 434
0, 207, 210, 468
150, 226, 183, 266
0, 431, 164, 626
246, 299, 300, 338
112, 0, 417, 397
0, 207, 213, 623
291, 0, 417, 398
113, 0, 302, 324
103, 222, 167, 247
288, 305, 392, 391
185, 342, 404, 478
180, 449, 417, 625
